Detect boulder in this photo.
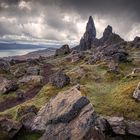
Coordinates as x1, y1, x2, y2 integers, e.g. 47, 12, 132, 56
19, 76, 43, 84
0, 117, 22, 139
105, 117, 126, 135
31, 87, 105, 140
27, 58, 39, 66
125, 120, 140, 136
55, 44, 70, 56
50, 71, 70, 88
94, 117, 113, 135
17, 105, 38, 130
0, 77, 18, 94
111, 51, 128, 63
26, 66, 40, 75
0, 59, 11, 73
95, 116, 140, 137
133, 82, 140, 101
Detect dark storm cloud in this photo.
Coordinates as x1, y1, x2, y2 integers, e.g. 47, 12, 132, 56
0, 0, 140, 43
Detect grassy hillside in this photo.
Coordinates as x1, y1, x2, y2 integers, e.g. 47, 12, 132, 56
0, 48, 140, 122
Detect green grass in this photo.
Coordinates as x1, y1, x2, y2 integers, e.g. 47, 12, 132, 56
14, 130, 41, 140
85, 82, 117, 112
85, 79, 140, 120
0, 49, 140, 122
0, 84, 72, 120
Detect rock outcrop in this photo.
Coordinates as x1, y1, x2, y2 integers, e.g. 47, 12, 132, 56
133, 36, 140, 44
13, 67, 26, 78
50, 71, 70, 88
0, 117, 22, 139
74, 17, 124, 51
98, 25, 124, 46
126, 120, 140, 136
18, 75, 43, 84
133, 82, 140, 101
65, 51, 86, 63
96, 116, 140, 137
26, 66, 40, 75
0, 77, 18, 94
55, 44, 70, 56
0, 59, 11, 73
77, 16, 97, 51
105, 117, 126, 135
31, 87, 105, 140
87, 44, 128, 64
27, 58, 39, 66
17, 105, 38, 130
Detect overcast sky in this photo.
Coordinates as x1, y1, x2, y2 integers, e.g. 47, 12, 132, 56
0, 0, 140, 45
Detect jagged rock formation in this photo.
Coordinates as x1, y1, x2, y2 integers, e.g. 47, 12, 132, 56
31, 86, 105, 140
55, 44, 70, 56
74, 17, 124, 51
87, 44, 128, 65
76, 16, 97, 51
98, 25, 124, 46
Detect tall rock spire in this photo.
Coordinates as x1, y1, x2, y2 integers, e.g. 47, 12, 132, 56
85, 16, 96, 38
99, 25, 124, 46
79, 16, 96, 51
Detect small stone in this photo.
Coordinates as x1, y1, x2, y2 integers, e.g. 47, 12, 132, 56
133, 82, 140, 101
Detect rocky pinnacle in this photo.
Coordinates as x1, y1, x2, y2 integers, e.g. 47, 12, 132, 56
79, 16, 96, 50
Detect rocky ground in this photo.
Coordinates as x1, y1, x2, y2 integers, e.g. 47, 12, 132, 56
0, 16, 140, 140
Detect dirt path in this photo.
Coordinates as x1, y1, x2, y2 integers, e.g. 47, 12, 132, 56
0, 63, 54, 112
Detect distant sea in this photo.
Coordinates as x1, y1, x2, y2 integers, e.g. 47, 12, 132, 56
0, 48, 46, 58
